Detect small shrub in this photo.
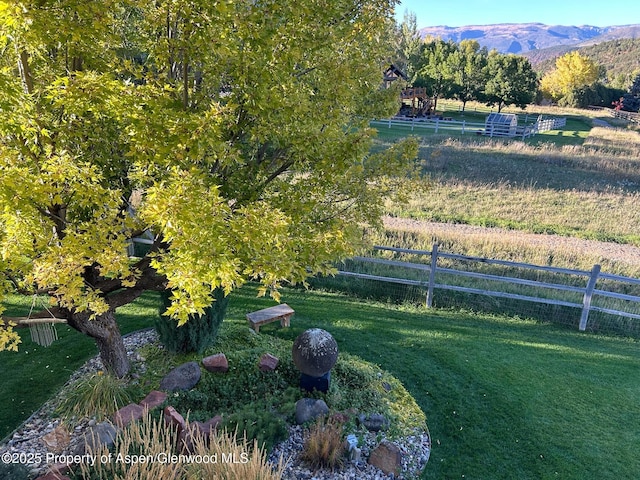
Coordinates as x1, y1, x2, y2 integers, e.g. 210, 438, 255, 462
56, 372, 133, 420
300, 415, 345, 471
156, 287, 229, 354
170, 389, 210, 414
222, 404, 289, 453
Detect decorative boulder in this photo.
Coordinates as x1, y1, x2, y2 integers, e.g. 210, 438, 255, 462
294, 398, 329, 425
368, 441, 403, 476
258, 353, 279, 372
34, 473, 72, 480
41, 425, 71, 454
201, 415, 223, 435
160, 361, 201, 391
358, 413, 390, 432
139, 390, 168, 410
163, 406, 187, 435
202, 353, 229, 373
73, 422, 117, 456
113, 403, 145, 428
292, 329, 338, 377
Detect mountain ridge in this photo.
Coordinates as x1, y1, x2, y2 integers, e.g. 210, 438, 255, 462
418, 23, 640, 54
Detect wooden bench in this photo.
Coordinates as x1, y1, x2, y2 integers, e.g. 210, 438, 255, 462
246, 304, 294, 333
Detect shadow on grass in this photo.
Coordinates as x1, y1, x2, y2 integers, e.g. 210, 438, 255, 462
229, 285, 640, 479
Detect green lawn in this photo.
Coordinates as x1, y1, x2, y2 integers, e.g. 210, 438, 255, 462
228, 286, 640, 480
0, 292, 159, 441
2, 286, 639, 479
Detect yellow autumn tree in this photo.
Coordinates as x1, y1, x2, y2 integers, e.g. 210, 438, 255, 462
0, 0, 418, 377
540, 51, 600, 101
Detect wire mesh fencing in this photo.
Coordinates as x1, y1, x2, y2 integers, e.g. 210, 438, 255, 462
310, 245, 640, 338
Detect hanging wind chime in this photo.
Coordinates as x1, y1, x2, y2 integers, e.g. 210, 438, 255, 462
12, 296, 67, 347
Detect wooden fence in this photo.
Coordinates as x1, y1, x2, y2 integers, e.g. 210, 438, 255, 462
589, 106, 640, 125
372, 116, 566, 139
336, 245, 640, 334
608, 109, 640, 124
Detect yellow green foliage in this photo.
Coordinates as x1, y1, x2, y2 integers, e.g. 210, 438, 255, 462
0, 0, 418, 355
541, 51, 600, 101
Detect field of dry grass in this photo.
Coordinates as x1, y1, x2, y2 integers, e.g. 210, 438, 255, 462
374, 103, 640, 276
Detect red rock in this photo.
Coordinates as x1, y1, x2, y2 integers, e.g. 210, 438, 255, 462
202, 415, 222, 434
163, 406, 186, 434
368, 441, 403, 476
202, 353, 228, 373
113, 403, 145, 428
46, 463, 71, 476
258, 353, 279, 372
41, 425, 71, 453
190, 421, 206, 436
178, 425, 198, 454
139, 390, 167, 410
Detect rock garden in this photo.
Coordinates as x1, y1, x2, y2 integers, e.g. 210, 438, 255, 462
1, 319, 430, 480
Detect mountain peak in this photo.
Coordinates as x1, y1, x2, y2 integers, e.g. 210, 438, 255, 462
418, 23, 639, 54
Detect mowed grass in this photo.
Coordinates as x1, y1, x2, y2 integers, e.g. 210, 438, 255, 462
1, 286, 639, 479
375, 106, 640, 246
229, 285, 640, 480
0, 292, 159, 440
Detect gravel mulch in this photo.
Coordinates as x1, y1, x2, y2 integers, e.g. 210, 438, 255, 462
1, 329, 430, 479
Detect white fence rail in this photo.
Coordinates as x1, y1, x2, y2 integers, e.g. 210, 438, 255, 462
372, 116, 566, 139
335, 245, 640, 335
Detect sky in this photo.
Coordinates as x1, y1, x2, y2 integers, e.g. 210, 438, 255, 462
395, 0, 640, 28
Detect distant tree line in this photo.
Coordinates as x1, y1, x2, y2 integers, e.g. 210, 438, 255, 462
393, 13, 640, 112
393, 15, 537, 112
539, 51, 632, 109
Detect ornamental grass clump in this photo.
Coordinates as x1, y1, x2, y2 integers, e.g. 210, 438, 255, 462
76, 414, 285, 480
300, 415, 346, 471
78, 414, 180, 480
185, 428, 286, 480
56, 371, 133, 420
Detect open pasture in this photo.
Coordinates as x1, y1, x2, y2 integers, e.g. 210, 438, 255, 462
376, 105, 640, 248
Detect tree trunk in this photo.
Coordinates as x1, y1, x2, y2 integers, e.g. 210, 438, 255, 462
67, 309, 130, 378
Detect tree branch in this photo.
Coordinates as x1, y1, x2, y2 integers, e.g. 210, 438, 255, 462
16, 46, 34, 94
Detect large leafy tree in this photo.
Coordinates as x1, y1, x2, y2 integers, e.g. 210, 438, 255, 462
540, 51, 600, 102
392, 10, 423, 83
0, 0, 418, 376
484, 52, 538, 112
414, 38, 458, 111
446, 40, 488, 112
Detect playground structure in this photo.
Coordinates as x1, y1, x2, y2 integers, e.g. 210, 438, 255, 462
399, 87, 433, 117
382, 65, 435, 118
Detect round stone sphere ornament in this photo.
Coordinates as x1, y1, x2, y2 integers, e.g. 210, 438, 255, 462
292, 328, 338, 377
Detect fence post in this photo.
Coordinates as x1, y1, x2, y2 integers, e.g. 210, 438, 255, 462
411, 117, 414, 131
435, 118, 439, 133
388, 118, 391, 128
462, 120, 465, 134
426, 243, 439, 307
579, 264, 601, 331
